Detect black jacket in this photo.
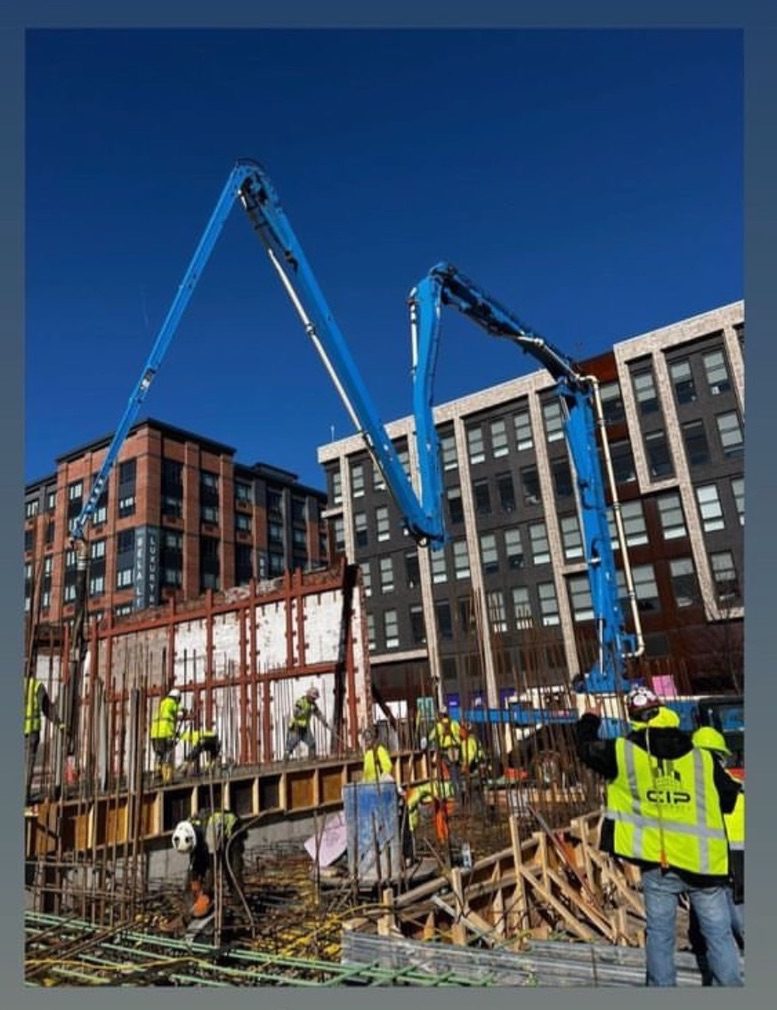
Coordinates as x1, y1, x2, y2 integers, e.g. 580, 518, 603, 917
576, 713, 741, 887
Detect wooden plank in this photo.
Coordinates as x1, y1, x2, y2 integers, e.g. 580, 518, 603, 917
514, 864, 596, 942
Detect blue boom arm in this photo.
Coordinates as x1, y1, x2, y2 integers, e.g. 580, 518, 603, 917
70, 160, 445, 547
409, 262, 637, 694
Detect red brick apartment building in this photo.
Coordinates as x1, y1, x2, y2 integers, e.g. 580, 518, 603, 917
24, 419, 328, 626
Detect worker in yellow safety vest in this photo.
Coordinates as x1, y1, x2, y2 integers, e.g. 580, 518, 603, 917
577, 685, 743, 987
179, 727, 222, 775
150, 687, 185, 784
692, 726, 745, 949
24, 676, 64, 804
361, 726, 394, 783
283, 686, 331, 761
425, 708, 462, 795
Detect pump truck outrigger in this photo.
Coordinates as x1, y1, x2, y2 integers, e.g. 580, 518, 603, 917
63, 159, 645, 758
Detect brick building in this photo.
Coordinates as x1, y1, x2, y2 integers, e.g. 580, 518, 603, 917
24, 418, 328, 626
317, 302, 745, 708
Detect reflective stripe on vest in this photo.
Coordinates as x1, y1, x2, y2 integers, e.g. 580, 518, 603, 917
432, 720, 461, 749
606, 738, 728, 876
725, 791, 745, 851
24, 679, 41, 735
150, 696, 179, 740
363, 745, 392, 782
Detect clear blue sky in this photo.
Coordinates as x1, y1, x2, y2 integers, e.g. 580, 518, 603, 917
25, 28, 742, 490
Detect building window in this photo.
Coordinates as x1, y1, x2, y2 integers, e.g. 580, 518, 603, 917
376, 506, 390, 542
397, 447, 411, 480
615, 500, 648, 547
379, 556, 395, 594
115, 528, 135, 589
351, 462, 365, 498
695, 483, 725, 533
542, 400, 565, 443
46, 489, 57, 512
528, 522, 550, 565
116, 566, 134, 589
599, 380, 625, 424
373, 462, 386, 491
431, 549, 448, 584
24, 529, 34, 553
710, 551, 740, 603
644, 429, 674, 479
115, 603, 133, 618
682, 419, 710, 466
25, 499, 39, 519
90, 539, 106, 560
161, 530, 183, 587
67, 480, 83, 520
235, 512, 252, 533
669, 358, 696, 404
670, 558, 698, 608
512, 586, 533, 629
487, 591, 507, 632
435, 600, 453, 639
118, 459, 137, 517
235, 544, 253, 585
268, 551, 286, 577
291, 498, 306, 524
291, 527, 307, 550
384, 610, 399, 649
268, 520, 284, 545
354, 512, 368, 549
410, 604, 426, 645
538, 582, 560, 626
716, 411, 744, 457
496, 472, 516, 513
467, 425, 485, 465
609, 440, 637, 484
359, 561, 372, 597
504, 528, 524, 569
632, 367, 659, 415
473, 478, 491, 515
446, 487, 464, 525
405, 551, 420, 589
703, 349, 731, 395
332, 516, 345, 552
453, 540, 470, 580
235, 481, 252, 503
552, 459, 574, 498
731, 477, 744, 525
161, 459, 183, 517
513, 410, 533, 451
45, 521, 55, 545
200, 504, 219, 524
440, 432, 458, 471
568, 575, 594, 621
480, 533, 498, 575
199, 536, 220, 591
633, 564, 660, 611
91, 476, 109, 525
657, 492, 687, 540
267, 489, 283, 518
560, 514, 584, 560
331, 470, 343, 506
366, 613, 376, 651
490, 418, 509, 458
521, 465, 541, 505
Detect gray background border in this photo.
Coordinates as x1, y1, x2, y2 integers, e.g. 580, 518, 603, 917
2, 2, 772, 1007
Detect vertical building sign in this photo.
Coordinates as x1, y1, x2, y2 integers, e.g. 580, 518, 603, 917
133, 526, 160, 610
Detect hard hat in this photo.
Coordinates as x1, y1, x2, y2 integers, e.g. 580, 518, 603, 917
168, 687, 182, 701
307, 685, 320, 699
171, 820, 197, 854
692, 726, 731, 755
626, 685, 660, 720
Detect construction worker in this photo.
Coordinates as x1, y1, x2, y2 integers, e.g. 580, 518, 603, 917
283, 685, 330, 761
425, 707, 462, 795
459, 720, 488, 810
179, 727, 222, 775
361, 726, 393, 783
171, 808, 244, 925
577, 685, 743, 987
150, 686, 185, 784
692, 726, 745, 948
24, 676, 64, 804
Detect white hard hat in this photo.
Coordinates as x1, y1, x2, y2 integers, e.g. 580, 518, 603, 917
168, 687, 182, 700
171, 820, 197, 854
307, 686, 320, 699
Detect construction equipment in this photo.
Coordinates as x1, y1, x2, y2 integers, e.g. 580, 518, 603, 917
407, 263, 644, 702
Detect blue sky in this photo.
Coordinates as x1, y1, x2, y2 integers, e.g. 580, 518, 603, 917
25, 28, 742, 489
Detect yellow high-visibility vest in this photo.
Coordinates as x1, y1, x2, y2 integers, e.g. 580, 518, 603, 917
290, 697, 315, 729
24, 678, 41, 736
606, 738, 729, 876
363, 745, 393, 782
725, 790, 745, 851
150, 696, 180, 741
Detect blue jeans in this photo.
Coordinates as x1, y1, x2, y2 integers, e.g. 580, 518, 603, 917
727, 890, 745, 949
642, 867, 743, 986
